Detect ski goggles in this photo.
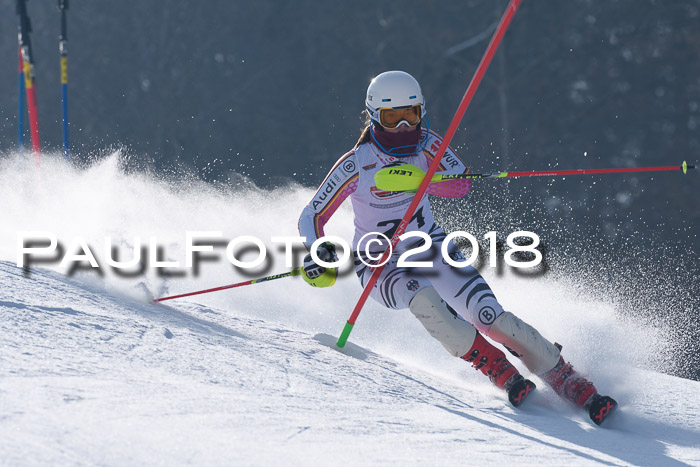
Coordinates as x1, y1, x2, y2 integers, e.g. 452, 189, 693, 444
376, 104, 423, 129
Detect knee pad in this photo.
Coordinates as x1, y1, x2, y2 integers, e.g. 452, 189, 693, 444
487, 311, 561, 375
409, 287, 477, 357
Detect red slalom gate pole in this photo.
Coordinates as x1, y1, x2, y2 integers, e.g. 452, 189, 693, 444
23, 51, 41, 160
336, 0, 524, 348
17, 0, 41, 163
18, 47, 25, 155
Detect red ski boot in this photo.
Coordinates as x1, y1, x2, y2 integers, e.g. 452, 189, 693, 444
541, 356, 618, 425
462, 333, 536, 407
541, 356, 597, 407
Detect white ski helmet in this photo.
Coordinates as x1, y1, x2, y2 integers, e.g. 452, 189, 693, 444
365, 70, 427, 126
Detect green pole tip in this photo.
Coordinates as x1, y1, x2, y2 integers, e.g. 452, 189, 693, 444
336, 321, 354, 348
682, 161, 687, 174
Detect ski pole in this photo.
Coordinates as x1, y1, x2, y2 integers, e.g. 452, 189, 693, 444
58, 0, 69, 161
337, 0, 523, 348
17, 0, 41, 163
153, 267, 304, 302
374, 161, 697, 192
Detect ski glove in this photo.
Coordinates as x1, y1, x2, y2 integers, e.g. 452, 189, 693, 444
302, 241, 338, 288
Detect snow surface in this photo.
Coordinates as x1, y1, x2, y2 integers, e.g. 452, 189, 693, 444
1, 154, 699, 465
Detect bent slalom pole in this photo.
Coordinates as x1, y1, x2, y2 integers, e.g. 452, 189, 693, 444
58, 0, 69, 161
374, 161, 697, 192
17, 0, 41, 162
337, 0, 523, 348
154, 268, 303, 302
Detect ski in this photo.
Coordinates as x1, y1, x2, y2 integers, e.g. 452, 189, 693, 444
506, 376, 536, 408
586, 394, 618, 426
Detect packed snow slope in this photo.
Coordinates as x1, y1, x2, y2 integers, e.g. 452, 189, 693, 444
2, 262, 700, 466
1, 154, 699, 465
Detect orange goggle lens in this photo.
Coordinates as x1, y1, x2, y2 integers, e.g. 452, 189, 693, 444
378, 105, 422, 129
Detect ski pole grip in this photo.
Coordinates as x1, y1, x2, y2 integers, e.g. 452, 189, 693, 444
336, 321, 354, 348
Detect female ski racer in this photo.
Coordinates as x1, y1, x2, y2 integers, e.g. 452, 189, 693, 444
298, 71, 616, 423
